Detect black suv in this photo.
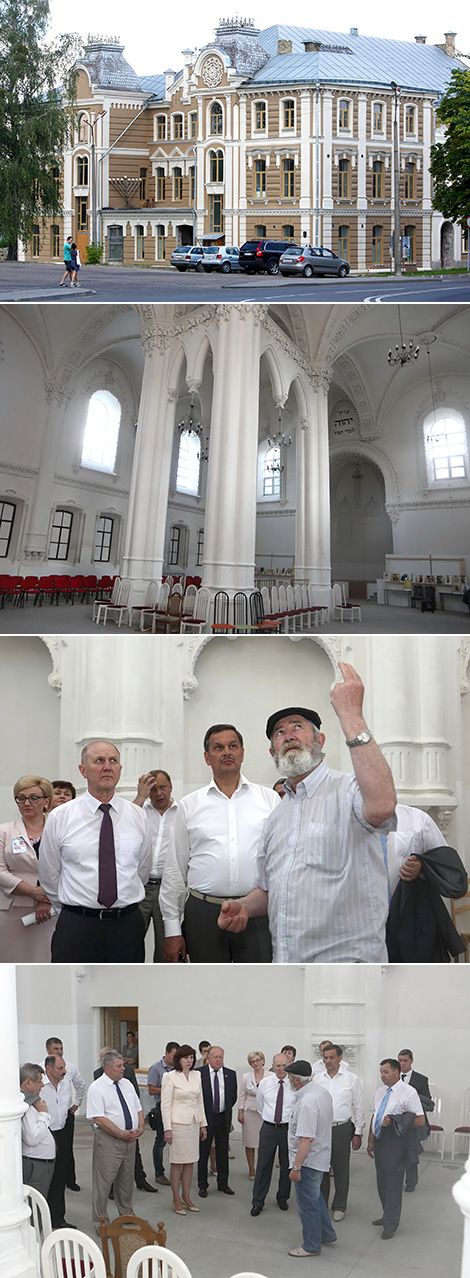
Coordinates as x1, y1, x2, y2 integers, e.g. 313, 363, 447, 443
239, 239, 300, 275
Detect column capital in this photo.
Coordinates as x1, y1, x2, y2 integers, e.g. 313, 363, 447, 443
44, 380, 72, 406
311, 368, 332, 394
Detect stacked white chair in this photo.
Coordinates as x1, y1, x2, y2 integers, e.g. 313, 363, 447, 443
95, 578, 133, 627
23, 1185, 52, 1278
129, 579, 159, 629
41, 1227, 106, 1278
181, 586, 210, 633
92, 575, 121, 622
126, 1244, 193, 1278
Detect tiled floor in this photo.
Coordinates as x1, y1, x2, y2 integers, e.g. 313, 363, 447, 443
58, 1123, 465, 1277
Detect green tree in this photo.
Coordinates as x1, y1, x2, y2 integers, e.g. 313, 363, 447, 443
0, 0, 81, 257
430, 67, 470, 229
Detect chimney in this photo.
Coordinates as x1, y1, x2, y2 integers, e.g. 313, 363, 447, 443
181, 48, 193, 93
350, 27, 358, 36
415, 34, 426, 43
444, 31, 456, 55
305, 41, 321, 52
165, 68, 175, 93
277, 39, 292, 54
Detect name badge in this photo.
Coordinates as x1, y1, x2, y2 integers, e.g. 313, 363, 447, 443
11, 838, 29, 854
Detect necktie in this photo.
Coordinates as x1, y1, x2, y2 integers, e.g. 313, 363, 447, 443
373, 1087, 392, 1138
98, 803, 118, 908
114, 1080, 133, 1129
213, 1070, 220, 1114
401, 1074, 406, 1082
274, 1080, 284, 1123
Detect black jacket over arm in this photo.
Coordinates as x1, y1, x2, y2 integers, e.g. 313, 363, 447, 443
386, 846, 467, 963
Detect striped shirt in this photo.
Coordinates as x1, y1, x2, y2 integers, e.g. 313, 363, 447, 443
255, 761, 396, 963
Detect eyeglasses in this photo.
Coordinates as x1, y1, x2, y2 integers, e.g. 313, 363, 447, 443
16, 795, 45, 804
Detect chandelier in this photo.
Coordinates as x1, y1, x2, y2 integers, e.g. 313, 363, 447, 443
267, 405, 292, 453
177, 395, 209, 461
388, 306, 420, 366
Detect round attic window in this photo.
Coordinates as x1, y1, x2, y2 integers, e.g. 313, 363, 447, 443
202, 55, 224, 87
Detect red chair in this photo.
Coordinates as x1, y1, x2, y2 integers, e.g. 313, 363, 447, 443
19, 575, 40, 606
36, 576, 56, 606
2, 575, 24, 606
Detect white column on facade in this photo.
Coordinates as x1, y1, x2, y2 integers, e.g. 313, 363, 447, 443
0, 966, 37, 1278
300, 90, 311, 240
232, 103, 240, 244
121, 333, 176, 600
295, 372, 331, 599
22, 385, 72, 561
322, 93, 333, 207
452, 1158, 470, 1278
203, 305, 263, 593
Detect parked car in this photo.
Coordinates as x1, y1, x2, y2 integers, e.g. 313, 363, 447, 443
170, 246, 205, 271
239, 239, 300, 275
279, 245, 350, 278
201, 246, 241, 273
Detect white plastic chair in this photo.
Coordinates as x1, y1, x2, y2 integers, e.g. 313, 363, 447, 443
427, 1085, 445, 1159
126, 1244, 192, 1278
41, 1227, 106, 1278
95, 579, 133, 627
92, 575, 121, 622
181, 586, 210, 633
23, 1184, 52, 1277
230, 1273, 271, 1278
130, 580, 159, 629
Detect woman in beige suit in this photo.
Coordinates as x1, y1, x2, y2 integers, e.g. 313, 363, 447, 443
161, 1043, 207, 1215
0, 775, 54, 961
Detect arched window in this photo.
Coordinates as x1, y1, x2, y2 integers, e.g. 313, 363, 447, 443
210, 102, 223, 135
263, 447, 281, 497
283, 158, 294, 198
49, 509, 73, 560
210, 150, 224, 182
372, 161, 383, 199
94, 515, 114, 562
77, 155, 89, 185
338, 159, 350, 198
176, 431, 200, 494
81, 389, 121, 472
425, 414, 467, 481
173, 167, 183, 201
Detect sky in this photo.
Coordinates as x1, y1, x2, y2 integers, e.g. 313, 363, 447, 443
47, 0, 470, 79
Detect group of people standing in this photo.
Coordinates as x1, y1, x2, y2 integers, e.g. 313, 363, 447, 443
59, 236, 81, 287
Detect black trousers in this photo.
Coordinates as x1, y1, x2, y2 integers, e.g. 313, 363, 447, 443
374, 1127, 407, 1232
321, 1119, 354, 1212
252, 1122, 291, 1209
198, 1113, 230, 1189
184, 893, 272, 963
47, 1126, 69, 1227
63, 1109, 78, 1189
51, 904, 145, 963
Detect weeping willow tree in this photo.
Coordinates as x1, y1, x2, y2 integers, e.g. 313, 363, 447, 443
0, 0, 81, 258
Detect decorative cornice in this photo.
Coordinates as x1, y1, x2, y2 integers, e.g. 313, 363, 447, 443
139, 304, 215, 354
0, 462, 38, 478
261, 312, 331, 390
54, 474, 130, 497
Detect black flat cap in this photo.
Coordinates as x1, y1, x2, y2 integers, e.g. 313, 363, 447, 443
284, 1060, 312, 1077
266, 707, 322, 740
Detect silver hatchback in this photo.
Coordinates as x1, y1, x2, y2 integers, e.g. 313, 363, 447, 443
279, 245, 350, 278
201, 246, 241, 273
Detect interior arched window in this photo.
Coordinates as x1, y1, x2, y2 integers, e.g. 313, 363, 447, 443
81, 389, 121, 472
425, 414, 467, 481
176, 431, 200, 494
263, 446, 281, 497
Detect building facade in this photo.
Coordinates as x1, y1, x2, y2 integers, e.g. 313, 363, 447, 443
24, 20, 467, 271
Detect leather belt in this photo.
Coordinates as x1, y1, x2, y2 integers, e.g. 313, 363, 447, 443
26, 1157, 55, 1163
264, 1120, 288, 1128
332, 1118, 353, 1127
148, 878, 162, 885
189, 889, 243, 906
62, 903, 139, 920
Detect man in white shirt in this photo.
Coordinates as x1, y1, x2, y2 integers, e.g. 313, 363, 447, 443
218, 664, 397, 962
367, 1057, 425, 1239
20, 1063, 56, 1197
39, 740, 153, 963
251, 1053, 296, 1217
87, 1050, 144, 1229
134, 769, 177, 962
315, 1044, 364, 1220
41, 1055, 73, 1227
44, 1036, 85, 1193
285, 1060, 337, 1258
160, 724, 279, 962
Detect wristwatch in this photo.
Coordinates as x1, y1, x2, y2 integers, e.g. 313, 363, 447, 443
345, 728, 373, 748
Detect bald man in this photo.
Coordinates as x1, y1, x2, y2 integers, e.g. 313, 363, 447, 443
39, 740, 152, 962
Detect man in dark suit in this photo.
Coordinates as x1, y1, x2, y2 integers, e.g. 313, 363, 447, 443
197, 1046, 237, 1197
94, 1047, 156, 1193
367, 1058, 425, 1240
397, 1049, 434, 1191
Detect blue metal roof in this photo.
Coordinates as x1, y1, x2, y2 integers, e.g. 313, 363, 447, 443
139, 74, 167, 97
249, 24, 463, 92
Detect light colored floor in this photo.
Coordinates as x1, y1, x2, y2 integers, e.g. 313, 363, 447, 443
60, 1123, 465, 1277
1, 600, 469, 634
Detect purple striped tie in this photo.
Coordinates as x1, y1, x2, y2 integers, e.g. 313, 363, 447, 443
274, 1080, 283, 1123
98, 803, 118, 908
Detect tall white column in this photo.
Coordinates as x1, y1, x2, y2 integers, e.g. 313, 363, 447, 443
203, 306, 262, 593
121, 334, 176, 601
295, 373, 331, 600
0, 966, 37, 1278
22, 385, 71, 562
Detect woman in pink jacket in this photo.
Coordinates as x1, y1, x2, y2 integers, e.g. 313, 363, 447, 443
0, 775, 54, 961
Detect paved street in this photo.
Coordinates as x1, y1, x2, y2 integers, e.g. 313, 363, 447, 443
1, 261, 470, 303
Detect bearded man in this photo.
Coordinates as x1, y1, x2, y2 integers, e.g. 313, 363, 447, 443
218, 663, 397, 963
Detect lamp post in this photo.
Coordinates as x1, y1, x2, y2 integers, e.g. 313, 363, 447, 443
390, 82, 402, 277
78, 110, 106, 246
